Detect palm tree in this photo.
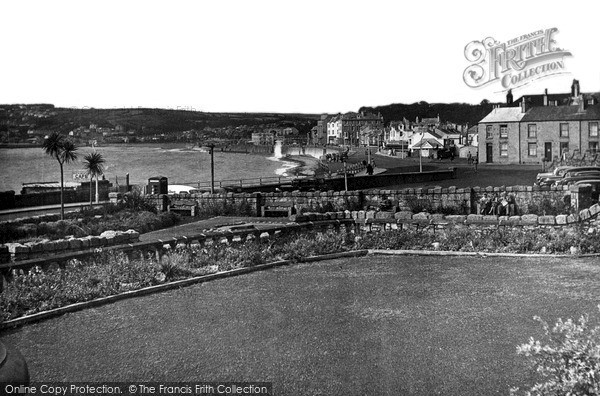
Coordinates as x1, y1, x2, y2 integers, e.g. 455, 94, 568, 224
83, 151, 106, 206
42, 132, 78, 220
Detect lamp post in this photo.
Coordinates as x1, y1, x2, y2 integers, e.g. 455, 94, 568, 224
92, 141, 100, 203
95, 174, 100, 203
205, 143, 215, 194
343, 159, 348, 192
419, 145, 423, 173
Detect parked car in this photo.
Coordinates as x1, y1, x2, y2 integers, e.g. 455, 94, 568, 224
535, 166, 575, 184
554, 171, 600, 186
537, 166, 600, 186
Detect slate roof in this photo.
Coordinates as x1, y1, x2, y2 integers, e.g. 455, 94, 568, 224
521, 104, 600, 122
412, 139, 442, 149
479, 107, 527, 123
512, 92, 600, 107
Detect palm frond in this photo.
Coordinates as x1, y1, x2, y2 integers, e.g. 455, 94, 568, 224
60, 140, 79, 164
41, 132, 64, 159
83, 152, 106, 177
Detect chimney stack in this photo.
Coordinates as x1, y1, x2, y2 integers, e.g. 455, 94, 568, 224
543, 89, 548, 106
506, 89, 513, 105
571, 79, 580, 98
520, 99, 528, 113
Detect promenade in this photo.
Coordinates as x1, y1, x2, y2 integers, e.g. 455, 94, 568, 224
0, 202, 109, 222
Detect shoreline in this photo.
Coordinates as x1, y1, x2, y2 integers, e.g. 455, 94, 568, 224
283, 155, 325, 178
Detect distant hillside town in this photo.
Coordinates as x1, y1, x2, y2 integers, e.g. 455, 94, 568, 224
20, 88, 600, 166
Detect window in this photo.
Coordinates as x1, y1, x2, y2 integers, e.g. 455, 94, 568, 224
500, 142, 508, 157
500, 125, 508, 138
486, 125, 493, 139
590, 122, 599, 137
528, 124, 537, 139
590, 142, 599, 153
528, 142, 537, 157
560, 123, 569, 138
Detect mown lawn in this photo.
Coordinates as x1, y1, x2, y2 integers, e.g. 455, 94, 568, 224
3, 255, 600, 395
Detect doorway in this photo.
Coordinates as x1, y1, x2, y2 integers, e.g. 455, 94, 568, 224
486, 143, 493, 163
544, 142, 552, 162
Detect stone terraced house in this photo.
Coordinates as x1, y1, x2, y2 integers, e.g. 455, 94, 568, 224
478, 79, 600, 164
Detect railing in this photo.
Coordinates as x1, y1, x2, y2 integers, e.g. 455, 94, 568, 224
187, 176, 297, 190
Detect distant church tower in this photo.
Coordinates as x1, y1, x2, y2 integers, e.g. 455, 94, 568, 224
506, 89, 513, 105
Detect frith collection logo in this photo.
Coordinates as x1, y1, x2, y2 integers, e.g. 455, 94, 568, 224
463, 28, 572, 91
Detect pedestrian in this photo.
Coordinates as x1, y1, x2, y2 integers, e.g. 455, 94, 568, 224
366, 163, 374, 175
467, 152, 472, 165
474, 156, 478, 172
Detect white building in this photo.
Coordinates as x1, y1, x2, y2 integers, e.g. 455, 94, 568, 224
327, 115, 343, 144
409, 130, 444, 157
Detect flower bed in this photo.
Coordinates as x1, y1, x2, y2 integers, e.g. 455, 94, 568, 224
0, 230, 354, 321
2, 225, 600, 322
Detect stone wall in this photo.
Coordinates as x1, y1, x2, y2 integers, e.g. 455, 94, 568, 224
165, 183, 579, 216
4, 230, 140, 261
295, 205, 600, 228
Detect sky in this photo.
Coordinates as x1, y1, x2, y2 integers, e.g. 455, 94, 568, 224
1, 0, 598, 114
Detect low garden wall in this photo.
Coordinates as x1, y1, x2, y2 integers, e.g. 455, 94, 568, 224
3, 230, 140, 261
295, 203, 600, 229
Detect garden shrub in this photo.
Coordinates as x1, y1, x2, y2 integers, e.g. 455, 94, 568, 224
404, 196, 434, 213
511, 307, 600, 395
196, 199, 254, 219
121, 187, 157, 213
525, 196, 573, 216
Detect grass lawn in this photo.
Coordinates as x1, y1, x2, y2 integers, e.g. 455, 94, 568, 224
3, 255, 600, 395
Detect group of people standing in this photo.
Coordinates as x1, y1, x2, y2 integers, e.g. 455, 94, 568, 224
362, 159, 375, 175
467, 152, 479, 171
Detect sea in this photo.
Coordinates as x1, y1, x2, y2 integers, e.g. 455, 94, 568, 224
0, 144, 299, 194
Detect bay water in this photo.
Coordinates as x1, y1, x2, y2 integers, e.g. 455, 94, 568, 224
0, 144, 297, 193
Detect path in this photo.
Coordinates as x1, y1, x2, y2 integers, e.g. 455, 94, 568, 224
139, 216, 295, 242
